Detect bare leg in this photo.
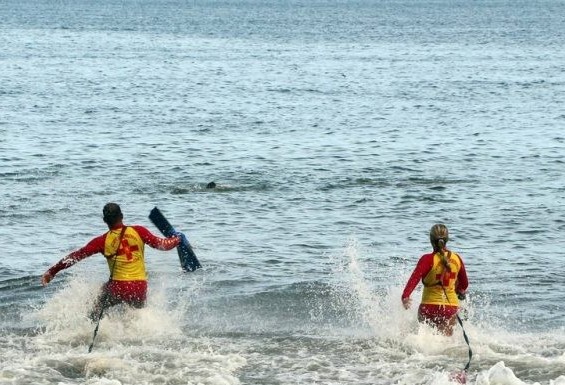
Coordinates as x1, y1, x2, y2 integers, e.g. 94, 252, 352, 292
437, 315, 457, 336
88, 283, 120, 322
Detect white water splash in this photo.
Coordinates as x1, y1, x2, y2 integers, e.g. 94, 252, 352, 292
342, 238, 414, 337
10, 274, 247, 385
328, 238, 565, 385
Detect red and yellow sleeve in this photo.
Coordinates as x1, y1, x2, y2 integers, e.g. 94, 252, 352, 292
401, 253, 434, 300
48, 234, 106, 277
132, 225, 181, 250
456, 256, 469, 293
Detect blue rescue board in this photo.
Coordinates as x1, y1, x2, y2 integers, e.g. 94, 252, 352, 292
149, 207, 202, 272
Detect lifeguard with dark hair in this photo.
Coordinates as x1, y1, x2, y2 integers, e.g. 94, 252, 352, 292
401, 224, 469, 336
41, 203, 183, 320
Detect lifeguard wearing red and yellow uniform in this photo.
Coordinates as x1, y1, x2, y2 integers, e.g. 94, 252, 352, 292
401, 224, 468, 336
41, 203, 182, 319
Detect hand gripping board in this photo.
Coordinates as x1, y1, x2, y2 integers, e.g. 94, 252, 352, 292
149, 207, 201, 272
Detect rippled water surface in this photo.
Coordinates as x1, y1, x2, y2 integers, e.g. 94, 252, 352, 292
1, 0, 565, 384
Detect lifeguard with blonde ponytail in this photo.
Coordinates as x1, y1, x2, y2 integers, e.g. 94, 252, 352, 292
401, 224, 469, 336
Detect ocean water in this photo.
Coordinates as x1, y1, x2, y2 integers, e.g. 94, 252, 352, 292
1, 0, 565, 384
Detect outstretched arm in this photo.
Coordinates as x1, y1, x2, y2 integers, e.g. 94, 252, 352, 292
41, 235, 105, 286
133, 225, 181, 250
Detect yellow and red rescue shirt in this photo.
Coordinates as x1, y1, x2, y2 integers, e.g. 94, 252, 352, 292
103, 226, 148, 281
48, 224, 180, 283
402, 249, 468, 306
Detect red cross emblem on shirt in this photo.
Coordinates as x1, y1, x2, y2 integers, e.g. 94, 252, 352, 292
119, 239, 139, 261
436, 271, 456, 286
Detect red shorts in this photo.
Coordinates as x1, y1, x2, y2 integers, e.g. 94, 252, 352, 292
418, 304, 458, 325
89, 280, 147, 321
105, 280, 147, 308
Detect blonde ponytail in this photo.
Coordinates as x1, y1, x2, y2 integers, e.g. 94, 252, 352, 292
430, 224, 450, 269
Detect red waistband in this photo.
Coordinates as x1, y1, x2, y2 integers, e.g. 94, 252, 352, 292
418, 303, 458, 319
106, 280, 147, 301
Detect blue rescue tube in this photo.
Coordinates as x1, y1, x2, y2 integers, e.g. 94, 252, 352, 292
149, 207, 202, 272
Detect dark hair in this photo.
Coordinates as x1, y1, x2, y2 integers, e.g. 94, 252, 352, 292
102, 203, 123, 226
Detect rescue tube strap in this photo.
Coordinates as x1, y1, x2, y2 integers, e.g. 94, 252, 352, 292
441, 283, 473, 372
105, 226, 127, 279
456, 313, 473, 371
88, 226, 127, 353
